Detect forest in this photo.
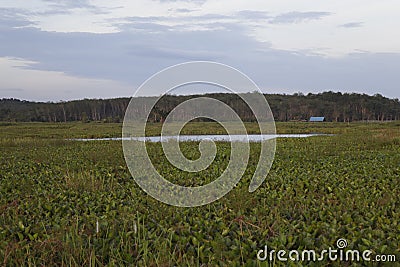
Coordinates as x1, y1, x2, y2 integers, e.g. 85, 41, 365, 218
1, 91, 399, 122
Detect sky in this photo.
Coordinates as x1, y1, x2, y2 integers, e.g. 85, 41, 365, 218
0, 0, 399, 101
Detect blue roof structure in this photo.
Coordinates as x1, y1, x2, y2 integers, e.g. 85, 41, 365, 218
309, 117, 325, 122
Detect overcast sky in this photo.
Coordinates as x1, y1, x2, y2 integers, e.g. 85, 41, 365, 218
0, 0, 399, 101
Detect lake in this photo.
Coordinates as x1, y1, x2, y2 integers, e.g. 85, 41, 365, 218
73, 134, 330, 142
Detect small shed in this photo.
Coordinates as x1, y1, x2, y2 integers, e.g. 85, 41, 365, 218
309, 117, 325, 122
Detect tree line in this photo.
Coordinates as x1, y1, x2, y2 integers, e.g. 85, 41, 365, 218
1, 91, 399, 122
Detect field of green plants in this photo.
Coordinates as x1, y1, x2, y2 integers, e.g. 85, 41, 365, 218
0, 122, 399, 266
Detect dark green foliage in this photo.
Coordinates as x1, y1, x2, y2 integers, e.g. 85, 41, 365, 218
1, 91, 400, 122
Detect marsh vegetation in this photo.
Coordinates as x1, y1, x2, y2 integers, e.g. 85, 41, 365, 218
0, 122, 399, 266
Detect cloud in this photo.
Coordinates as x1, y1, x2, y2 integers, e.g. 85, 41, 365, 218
0, 6, 399, 100
155, 0, 206, 4
191, 13, 231, 20
1, 20, 400, 100
39, 0, 109, 15
270, 11, 332, 24
111, 13, 233, 32
0, 8, 36, 28
339, 22, 364, 28
236, 10, 270, 20
41, 0, 94, 10
115, 21, 173, 33
174, 8, 197, 13
0, 57, 132, 101
0, 88, 24, 92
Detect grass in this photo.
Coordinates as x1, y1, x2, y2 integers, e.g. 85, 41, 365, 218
0, 122, 399, 266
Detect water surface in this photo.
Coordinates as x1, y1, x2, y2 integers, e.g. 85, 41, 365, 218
73, 134, 330, 142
